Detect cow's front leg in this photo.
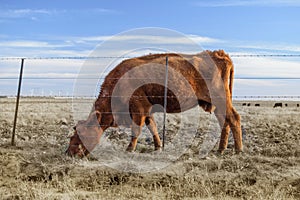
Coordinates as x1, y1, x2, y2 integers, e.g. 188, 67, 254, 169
126, 115, 146, 152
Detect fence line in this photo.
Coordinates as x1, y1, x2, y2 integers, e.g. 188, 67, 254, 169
1, 95, 300, 99
2, 77, 300, 80
230, 54, 300, 57
233, 95, 300, 99
0, 56, 131, 60
1, 54, 300, 60
1, 55, 300, 146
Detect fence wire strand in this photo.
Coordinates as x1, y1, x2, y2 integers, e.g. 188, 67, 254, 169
0, 55, 300, 99
1, 54, 300, 60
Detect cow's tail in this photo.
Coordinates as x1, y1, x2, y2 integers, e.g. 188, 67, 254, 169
229, 65, 234, 100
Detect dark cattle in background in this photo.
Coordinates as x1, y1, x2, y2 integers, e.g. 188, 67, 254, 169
247, 103, 251, 106
242, 103, 247, 106
285, 103, 288, 107
297, 104, 299, 107
273, 103, 283, 108
255, 104, 260, 107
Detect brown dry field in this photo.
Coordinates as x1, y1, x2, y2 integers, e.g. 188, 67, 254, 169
0, 97, 300, 200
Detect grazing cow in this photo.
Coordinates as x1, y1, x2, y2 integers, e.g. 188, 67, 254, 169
297, 104, 299, 107
66, 50, 243, 157
285, 103, 288, 107
255, 104, 260, 107
247, 103, 251, 106
242, 103, 247, 106
273, 103, 283, 108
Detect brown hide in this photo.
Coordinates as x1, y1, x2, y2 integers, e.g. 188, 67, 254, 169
66, 50, 242, 157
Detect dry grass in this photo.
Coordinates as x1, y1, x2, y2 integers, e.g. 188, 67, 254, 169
0, 98, 300, 199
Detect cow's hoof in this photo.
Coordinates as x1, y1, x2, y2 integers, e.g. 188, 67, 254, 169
216, 149, 225, 156
235, 149, 243, 155
154, 146, 162, 152
126, 146, 135, 152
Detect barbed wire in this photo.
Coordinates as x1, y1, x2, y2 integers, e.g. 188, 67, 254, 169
233, 95, 300, 99
1, 54, 300, 60
1, 77, 300, 80
0, 56, 132, 60
230, 54, 300, 57
0, 55, 299, 100
1, 95, 299, 99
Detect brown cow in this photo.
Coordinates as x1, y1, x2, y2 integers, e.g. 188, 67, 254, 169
66, 50, 243, 157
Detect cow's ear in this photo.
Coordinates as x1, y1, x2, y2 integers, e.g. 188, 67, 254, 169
95, 110, 101, 121
87, 110, 101, 124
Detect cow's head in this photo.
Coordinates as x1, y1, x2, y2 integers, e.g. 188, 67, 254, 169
66, 111, 103, 157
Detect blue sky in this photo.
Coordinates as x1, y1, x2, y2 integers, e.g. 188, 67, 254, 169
0, 0, 300, 97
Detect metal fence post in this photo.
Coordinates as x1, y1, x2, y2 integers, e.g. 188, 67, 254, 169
162, 56, 169, 149
11, 58, 25, 146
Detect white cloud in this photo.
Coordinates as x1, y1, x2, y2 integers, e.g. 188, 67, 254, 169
232, 56, 300, 78
0, 59, 83, 79
234, 43, 300, 53
74, 34, 221, 47
234, 79, 300, 96
1, 33, 300, 96
0, 40, 70, 48
0, 8, 118, 21
0, 39, 92, 57
188, 35, 222, 44
12, 9, 51, 15
0, 72, 77, 79
0, 33, 220, 57
0, 9, 51, 19
90, 8, 120, 14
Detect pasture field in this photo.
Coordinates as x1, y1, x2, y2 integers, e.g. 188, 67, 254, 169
0, 97, 300, 199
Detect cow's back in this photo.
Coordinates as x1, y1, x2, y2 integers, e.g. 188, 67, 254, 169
97, 51, 232, 113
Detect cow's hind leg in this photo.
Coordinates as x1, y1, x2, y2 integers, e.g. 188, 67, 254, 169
126, 115, 146, 152
145, 115, 162, 151
214, 109, 230, 154
215, 107, 243, 154
227, 107, 243, 153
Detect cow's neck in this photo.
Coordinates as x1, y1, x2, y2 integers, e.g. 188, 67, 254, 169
94, 87, 111, 112
94, 94, 114, 130
94, 96, 111, 113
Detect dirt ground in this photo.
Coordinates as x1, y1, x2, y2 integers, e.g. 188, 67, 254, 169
0, 97, 299, 200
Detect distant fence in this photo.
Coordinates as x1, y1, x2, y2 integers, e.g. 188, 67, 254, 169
233, 95, 300, 99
